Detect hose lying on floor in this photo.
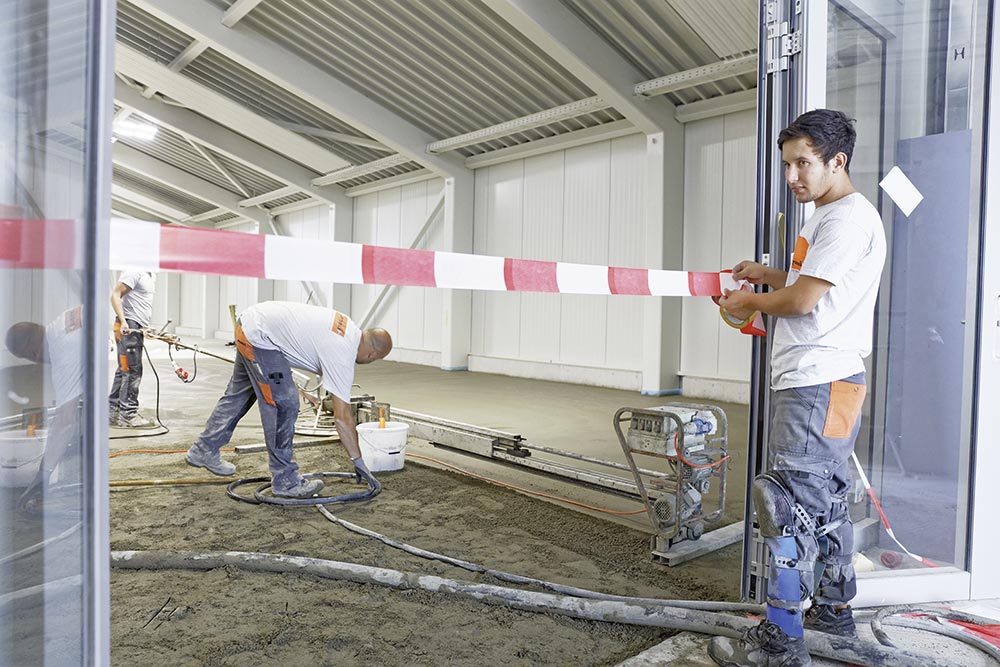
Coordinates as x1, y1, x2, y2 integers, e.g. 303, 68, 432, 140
871, 605, 1000, 663
314, 505, 761, 614
109, 549, 950, 667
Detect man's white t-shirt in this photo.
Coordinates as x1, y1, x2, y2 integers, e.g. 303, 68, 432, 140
771, 192, 886, 391
239, 302, 362, 402
117, 271, 156, 327
46, 306, 84, 407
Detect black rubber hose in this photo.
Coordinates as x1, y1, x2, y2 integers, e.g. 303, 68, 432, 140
226, 471, 380, 506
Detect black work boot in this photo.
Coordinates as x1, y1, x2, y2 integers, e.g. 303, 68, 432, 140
804, 604, 857, 638
708, 620, 812, 667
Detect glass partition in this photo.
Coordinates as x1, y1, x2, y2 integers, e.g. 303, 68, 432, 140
0, 0, 112, 664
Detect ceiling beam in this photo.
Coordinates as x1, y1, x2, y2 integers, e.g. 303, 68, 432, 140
636, 54, 758, 97
184, 207, 228, 224
238, 185, 299, 207
115, 79, 349, 208
313, 154, 412, 187
464, 119, 638, 169
116, 43, 349, 174
427, 96, 610, 154
142, 40, 210, 99
111, 196, 176, 224
124, 0, 468, 179
481, 0, 676, 135
344, 169, 438, 198
113, 142, 269, 227
675, 89, 758, 124
111, 184, 190, 222
271, 120, 390, 151
221, 0, 266, 27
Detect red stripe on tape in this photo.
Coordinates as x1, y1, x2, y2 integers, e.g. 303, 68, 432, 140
362, 245, 376, 284
608, 267, 651, 296
687, 272, 722, 297
365, 245, 436, 287
505, 259, 559, 293
160, 226, 265, 278
0, 218, 76, 269
503, 258, 514, 291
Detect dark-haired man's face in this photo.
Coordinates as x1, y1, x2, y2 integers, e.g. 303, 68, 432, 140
782, 137, 841, 206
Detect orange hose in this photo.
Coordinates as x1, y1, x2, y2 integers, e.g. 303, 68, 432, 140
670, 431, 729, 470
109, 447, 235, 459
408, 453, 647, 516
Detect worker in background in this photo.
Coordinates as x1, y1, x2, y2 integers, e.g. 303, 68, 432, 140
710, 110, 886, 667
185, 301, 392, 499
109, 270, 157, 428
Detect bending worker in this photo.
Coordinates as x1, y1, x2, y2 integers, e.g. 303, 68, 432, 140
185, 301, 393, 499
710, 110, 886, 667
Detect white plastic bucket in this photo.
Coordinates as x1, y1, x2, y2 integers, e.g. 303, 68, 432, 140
0, 429, 47, 488
356, 421, 408, 472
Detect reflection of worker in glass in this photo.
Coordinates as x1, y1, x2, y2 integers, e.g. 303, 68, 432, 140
5, 306, 85, 510
710, 110, 886, 667
109, 271, 156, 428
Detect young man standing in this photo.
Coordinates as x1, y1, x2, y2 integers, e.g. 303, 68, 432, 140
710, 109, 886, 667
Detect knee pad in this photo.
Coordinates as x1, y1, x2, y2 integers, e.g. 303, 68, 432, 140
752, 472, 814, 538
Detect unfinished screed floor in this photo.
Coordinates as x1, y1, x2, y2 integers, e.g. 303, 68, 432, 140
97, 339, 748, 667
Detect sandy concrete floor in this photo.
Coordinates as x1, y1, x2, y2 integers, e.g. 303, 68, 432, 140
98, 342, 750, 666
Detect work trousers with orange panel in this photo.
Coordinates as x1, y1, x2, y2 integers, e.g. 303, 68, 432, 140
193, 324, 301, 492
766, 372, 866, 618
109, 319, 144, 418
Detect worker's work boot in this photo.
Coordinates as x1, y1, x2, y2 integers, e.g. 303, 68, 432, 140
804, 604, 857, 638
185, 445, 237, 476
273, 477, 324, 499
117, 412, 155, 428
708, 620, 812, 667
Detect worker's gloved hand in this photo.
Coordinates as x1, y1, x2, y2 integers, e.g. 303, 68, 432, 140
352, 456, 377, 487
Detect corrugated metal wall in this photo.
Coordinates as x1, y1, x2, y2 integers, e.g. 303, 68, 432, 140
471, 133, 647, 387
351, 180, 446, 363
679, 109, 756, 394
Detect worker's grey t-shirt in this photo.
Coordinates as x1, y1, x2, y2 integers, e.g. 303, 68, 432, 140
239, 301, 362, 402
771, 192, 886, 390
117, 271, 156, 327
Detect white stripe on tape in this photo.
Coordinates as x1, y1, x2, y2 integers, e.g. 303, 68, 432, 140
264, 236, 363, 284
434, 252, 506, 290
718, 272, 742, 293
556, 262, 611, 295
647, 269, 690, 296
110, 218, 160, 271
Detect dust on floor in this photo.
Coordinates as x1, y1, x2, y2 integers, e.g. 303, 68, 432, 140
107, 439, 745, 667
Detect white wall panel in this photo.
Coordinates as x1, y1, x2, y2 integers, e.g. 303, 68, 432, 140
481, 161, 524, 360
717, 111, 757, 380
178, 272, 205, 335
518, 151, 564, 363
605, 135, 646, 371
679, 109, 757, 397
350, 179, 446, 360
559, 141, 610, 367
471, 134, 647, 389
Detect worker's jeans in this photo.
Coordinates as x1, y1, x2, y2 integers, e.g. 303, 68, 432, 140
193, 325, 301, 491
108, 318, 144, 418
767, 372, 866, 609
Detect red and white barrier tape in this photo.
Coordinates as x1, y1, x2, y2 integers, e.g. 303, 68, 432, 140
1, 217, 765, 335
